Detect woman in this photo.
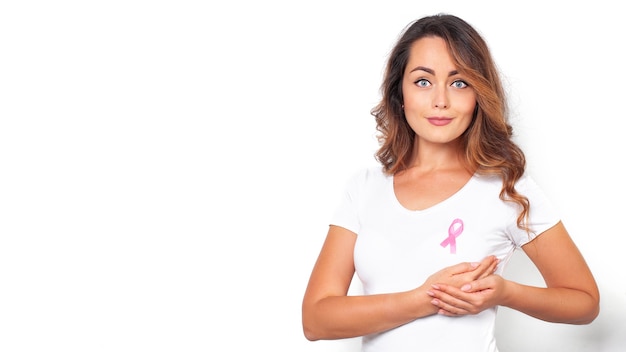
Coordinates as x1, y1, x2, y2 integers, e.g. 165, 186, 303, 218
301, 13, 599, 352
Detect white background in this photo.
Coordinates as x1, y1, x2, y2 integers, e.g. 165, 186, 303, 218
1, 1, 624, 351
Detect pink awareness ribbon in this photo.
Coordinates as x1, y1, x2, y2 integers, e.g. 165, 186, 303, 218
440, 218, 464, 254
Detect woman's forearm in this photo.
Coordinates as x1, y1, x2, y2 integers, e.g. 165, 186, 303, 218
503, 281, 600, 324
302, 287, 437, 341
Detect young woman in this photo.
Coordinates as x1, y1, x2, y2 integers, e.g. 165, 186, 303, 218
301, 13, 599, 352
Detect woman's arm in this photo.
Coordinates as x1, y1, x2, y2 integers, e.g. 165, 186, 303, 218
427, 221, 600, 324
504, 221, 600, 323
301, 225, 500, 341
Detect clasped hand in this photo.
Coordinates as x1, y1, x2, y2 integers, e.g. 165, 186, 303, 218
424, 255, 506, 316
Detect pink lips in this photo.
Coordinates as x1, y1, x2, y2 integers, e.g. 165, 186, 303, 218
427, 117, 453, 126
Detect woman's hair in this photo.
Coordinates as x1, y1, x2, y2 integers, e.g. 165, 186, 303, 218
371, 13, 530, 231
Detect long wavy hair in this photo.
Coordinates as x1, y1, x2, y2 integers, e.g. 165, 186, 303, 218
371, 13, 530, 231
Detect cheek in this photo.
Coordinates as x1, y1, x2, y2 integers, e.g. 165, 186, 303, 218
458, 95, 477, 116
401, 80, 424, 107
402, 92, 428, 111
459, 102, 477, 131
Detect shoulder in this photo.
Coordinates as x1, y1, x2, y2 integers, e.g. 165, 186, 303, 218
342, 165, 387, 182
338, 165, 389, 197
345, 165, 388, 186
470, 173, 504, 192
474, 172, 556, 211
515, 172, 548, 197
472, 172, 540, 191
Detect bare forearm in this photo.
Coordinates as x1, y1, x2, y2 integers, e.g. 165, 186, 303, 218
302, 288, 437, 341
504, 281, 599, 324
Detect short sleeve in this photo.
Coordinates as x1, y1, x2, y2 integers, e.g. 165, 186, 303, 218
329, 168, 372, 235
507, 174, 561, 247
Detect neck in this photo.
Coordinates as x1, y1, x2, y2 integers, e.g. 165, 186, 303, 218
407, 139, 465, 172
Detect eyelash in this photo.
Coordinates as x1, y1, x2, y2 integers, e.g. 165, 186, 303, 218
414, 79, 469, 88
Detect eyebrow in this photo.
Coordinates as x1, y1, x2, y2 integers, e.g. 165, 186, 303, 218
409, 66, 459, 76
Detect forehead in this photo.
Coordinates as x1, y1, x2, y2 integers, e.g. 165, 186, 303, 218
405, 36, 457, 72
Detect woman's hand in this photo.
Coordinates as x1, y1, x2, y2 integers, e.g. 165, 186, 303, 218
421, 255, 499, 293
426, 273, 508, 316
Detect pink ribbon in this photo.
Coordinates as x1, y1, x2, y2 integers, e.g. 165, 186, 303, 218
440, 218, 464, 254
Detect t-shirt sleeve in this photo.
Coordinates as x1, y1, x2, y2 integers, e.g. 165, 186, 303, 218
507, 174, 561, 247
329, 168, 369, 235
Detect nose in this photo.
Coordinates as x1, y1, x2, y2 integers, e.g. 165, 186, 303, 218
433, 87, 449, 109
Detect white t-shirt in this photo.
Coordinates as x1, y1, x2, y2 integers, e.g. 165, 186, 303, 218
330, 166, 560, 352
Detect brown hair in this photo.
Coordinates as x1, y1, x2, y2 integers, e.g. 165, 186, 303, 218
371, 13, 530, 231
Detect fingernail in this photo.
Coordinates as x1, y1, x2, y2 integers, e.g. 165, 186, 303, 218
470, 262, 479, 268
431, 299, 439, 305
426, 290, 434, 297
461, 284, 471, 291
431, 284, 440, 289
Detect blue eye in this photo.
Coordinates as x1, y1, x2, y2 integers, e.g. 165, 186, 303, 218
415, 79, 430, 87
452, 80, 468, 88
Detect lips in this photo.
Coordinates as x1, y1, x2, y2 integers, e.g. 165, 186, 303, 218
426, 117, 453, 126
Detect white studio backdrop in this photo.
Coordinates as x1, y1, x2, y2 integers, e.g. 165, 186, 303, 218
0, 1, 624, 351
